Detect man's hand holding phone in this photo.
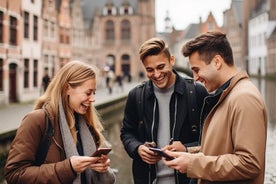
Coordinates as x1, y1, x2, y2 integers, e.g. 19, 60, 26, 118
137, 143, 161, 164
149, 147, 174, 160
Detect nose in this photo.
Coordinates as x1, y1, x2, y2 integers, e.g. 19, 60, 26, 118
153, 69, 161, 78
89, 94, 95, 102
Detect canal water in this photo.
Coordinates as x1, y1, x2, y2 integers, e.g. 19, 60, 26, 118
255, 78, 276, 184
103, 78, 276, 184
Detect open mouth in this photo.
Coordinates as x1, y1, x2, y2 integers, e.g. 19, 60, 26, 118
154, 75, 165, 84
81, 103, 89, 111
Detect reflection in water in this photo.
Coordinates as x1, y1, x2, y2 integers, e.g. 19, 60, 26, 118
102, 107, 134, 184
245, 78, 276, 183
252, 78, 276, 183
102, 78, 276, 184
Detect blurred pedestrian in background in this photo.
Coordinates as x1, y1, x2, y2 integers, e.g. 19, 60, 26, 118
42, 68, 50, 92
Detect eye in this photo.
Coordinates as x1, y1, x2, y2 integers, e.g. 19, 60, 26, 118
85, 90, 95, 96
157, 64, 165, 70
193, 68, 199, 74
86, 92, 92, 96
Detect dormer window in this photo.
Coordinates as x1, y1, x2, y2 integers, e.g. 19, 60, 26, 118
107, 9, 112, 15
124, 8, 129, 15
103, 2, 117, 16
119, 1, 133, 15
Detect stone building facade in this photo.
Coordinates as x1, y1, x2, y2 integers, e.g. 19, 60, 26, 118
0, 0, 155, 105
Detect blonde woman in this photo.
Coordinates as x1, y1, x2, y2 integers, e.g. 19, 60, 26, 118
5, 61, 115, 184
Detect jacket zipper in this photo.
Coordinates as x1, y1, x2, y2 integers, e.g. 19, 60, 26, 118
149, 99, 157, 184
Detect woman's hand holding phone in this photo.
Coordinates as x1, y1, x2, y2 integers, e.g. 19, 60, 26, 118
91, 148, 112, 157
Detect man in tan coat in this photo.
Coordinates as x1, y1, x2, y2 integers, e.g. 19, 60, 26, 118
163, 31, 267, 184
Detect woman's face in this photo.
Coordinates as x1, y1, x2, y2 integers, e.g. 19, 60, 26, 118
66, 78, 96, 114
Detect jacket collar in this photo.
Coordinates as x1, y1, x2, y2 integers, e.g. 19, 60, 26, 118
145, 69, 186, 98
205, 70, 249, 115
219, 70, 249, 100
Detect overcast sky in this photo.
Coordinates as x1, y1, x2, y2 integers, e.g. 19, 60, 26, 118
155, 0, 232, 32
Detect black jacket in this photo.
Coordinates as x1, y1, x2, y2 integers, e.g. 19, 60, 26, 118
120, 72, 207, 184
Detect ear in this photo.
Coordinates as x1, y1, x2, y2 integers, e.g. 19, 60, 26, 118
213, 55, 222, 70
169, 55, 175, 66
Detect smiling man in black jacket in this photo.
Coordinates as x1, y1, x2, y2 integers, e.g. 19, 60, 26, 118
120, 37, 207, 184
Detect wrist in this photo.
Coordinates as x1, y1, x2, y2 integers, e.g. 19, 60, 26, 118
69, 158, 77, 176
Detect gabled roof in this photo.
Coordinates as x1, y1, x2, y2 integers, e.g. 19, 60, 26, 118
80, 0, 138, 28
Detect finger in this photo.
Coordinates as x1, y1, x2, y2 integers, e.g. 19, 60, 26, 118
164, 150, 182, 157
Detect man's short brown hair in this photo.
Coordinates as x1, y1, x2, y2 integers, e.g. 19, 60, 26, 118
139, 37, 171, 62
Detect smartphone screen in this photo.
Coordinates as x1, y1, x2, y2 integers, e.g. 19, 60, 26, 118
91, 148, 112, 157
149, 147, 174, 160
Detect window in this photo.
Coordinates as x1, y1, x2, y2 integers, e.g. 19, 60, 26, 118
107, 9, 112, 15
33, 15, 38, 41
9, 16, 17, 45
44, 19, 48, 38
0, 59, 3, 91
121, 20, 131, 40
24, 59, 29, 88
24, 11, 29, 38
106, 20, 115, 41
33, 60, 38, 87
59, 27, 64, 43
0, 12, 3, 43
124, 8, 129, 14
66, 28, 70, 44
51, 21, 55, 38
51, 56, 55, 74
44, 54, 48, 64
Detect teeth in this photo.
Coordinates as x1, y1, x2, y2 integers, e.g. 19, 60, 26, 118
82, 104, 89, 108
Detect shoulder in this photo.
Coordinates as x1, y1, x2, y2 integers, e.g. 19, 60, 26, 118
194, 81, 207, 92
127, 81, 149, 102
130, 81, 147, 93
178, 75, 207, 98
20, 109, 46, 133
230, 79, 263, 102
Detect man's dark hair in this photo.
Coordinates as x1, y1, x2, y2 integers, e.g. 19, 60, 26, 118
182, 31, 234, 66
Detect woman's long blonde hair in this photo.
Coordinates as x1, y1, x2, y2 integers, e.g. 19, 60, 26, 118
34, 61, 104, 146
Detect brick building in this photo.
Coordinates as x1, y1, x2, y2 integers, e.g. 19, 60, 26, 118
0, 0, 155, 105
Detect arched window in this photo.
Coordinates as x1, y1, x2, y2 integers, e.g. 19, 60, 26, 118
106, 20, 115, 41
121, 20, 130, 40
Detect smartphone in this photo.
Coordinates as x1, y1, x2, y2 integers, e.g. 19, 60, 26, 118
149, 147, 174, 160
91, 147, 112, 157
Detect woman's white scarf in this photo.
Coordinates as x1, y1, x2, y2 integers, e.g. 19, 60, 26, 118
58, 99, 115, 184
